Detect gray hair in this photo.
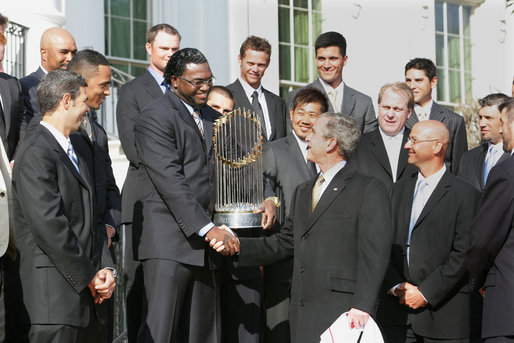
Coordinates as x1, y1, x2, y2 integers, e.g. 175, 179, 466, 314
37, 70, 87, 115
319, 112, 361, 159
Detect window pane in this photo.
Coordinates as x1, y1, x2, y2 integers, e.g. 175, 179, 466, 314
447, 3, 460, 35
447, 35, 460, 69
133, 0, 147, 20
280, 86, 290, 101
294, 9, 309, 45
435, 33, 445, 67
279, 7, 290, 43
463, 38, 471, 71
111, 17, 131, 57
435, 2, 444, 32
449, 69, 461, 103
463, 6, 471, 37
105, 0, 109, 14
111, 0, 130, 17
279, 0, 289, 5
436, 67, 446, 102
312, 0, 321, 11
312, 11, 322, 43
132, 65, 147, 77
293, 0, 308, 9
465, 72, 473, 103
105, 16, 110, 55
294, 47, 309, 83
279, 44, 291, 81
133, 21, 147, 60
111, 62, 129, 73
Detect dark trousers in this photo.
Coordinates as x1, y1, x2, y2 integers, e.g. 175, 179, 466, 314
384, 325, 469, 343
138, 258, 220, 343
484, 337, 514, 342
262, 277, 290, 343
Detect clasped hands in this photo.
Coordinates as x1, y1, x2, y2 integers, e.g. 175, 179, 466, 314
394, 282, 428, 309
205, 225, 240, 256
88, 268, 116, 304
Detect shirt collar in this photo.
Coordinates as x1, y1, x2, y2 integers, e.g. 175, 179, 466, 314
180, 99, 195, 115
40, 65, 49, 74
40, 121, 69, 153
414, 99, 433, 115
379, 127, 405, 140
239, 76, 263, 97
147, 66, 165, 86
416, 164, 446, 189
319, 77, 345, 93
488, 141, 504, 154
321, 160, 347, 185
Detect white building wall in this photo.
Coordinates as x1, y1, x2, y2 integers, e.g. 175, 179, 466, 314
65, 0, 104, 53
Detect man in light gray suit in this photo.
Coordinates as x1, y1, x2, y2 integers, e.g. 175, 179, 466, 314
261, 87, 328, 343
286, 31, 376, 134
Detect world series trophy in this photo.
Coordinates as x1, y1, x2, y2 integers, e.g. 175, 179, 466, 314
212, 108, 264, 228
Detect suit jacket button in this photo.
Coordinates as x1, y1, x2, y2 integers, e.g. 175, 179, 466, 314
299, 267, 305, 273
0, 192, 5, 197
299, 300, 304, 307
302, 233, 308, 239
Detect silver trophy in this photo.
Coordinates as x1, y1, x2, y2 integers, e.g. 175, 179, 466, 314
212, 108, 264, 228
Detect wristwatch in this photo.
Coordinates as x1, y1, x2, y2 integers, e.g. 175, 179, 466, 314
265, 196, 281, 208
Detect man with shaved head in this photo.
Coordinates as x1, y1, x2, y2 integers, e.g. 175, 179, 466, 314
20, 27, 77, 132
378, 120, 480, 342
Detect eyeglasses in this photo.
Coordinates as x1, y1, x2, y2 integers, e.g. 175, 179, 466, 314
178, 76, 215, 87
407, 137, 441, 145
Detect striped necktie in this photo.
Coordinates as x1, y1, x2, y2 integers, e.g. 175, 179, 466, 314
192, 110, 204, 137
67, 138, 80, 173
483, 145, 497, 186
311, 174, 325, 211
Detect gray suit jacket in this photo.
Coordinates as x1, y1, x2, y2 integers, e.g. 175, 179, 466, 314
406, 101, 467, 174
226, 79, 286, 142
286, 79, 377, 133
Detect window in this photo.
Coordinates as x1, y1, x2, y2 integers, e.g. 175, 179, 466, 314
104, 0, 151, 77
278, 0, 322, 100
435, 1, 472, 107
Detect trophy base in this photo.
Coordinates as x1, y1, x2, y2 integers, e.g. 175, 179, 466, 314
213, 211, 262, 229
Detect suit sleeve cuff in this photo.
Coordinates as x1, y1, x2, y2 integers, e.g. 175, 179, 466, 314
198, 222, 215, 237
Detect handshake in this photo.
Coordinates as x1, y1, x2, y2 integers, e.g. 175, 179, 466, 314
205, 225, 240, 256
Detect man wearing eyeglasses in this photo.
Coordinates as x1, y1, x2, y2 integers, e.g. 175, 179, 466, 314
351, 82, 418, 192
134, 48, 238, 343
377, 120, 480, 343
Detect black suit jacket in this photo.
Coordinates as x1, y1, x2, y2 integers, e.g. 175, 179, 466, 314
406, 101, 467, 174
226, 79, 286, 142
12, 125, 113, 327
0, 73, 24, 160
350, 128, 417, 192
286, 79, 377, 133
19, 67, 45, 141
458, 142, 510, 192
378, 170, 480, 339
134, 90, 220, 266
468, 155, 514, 339
239, 164, 392, 343
116, 70, 163, 225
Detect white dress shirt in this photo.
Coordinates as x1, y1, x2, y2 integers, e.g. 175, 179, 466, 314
379, 127, 405, 181
319, 78, 345, 112
238, 77, 272, 140
318, 160, 347, 198
485, 141, 504, 167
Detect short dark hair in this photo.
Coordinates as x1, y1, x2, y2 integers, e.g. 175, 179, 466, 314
210, 86, 234, 102
319, 113, 361, 159
163, 48, 208, 83
499, 98, 514, 120
37, 70, 87, 116
292, 88, 328, 113
315, 32, 347, 57
146, 24, 181, 44
0, 13, 8, 27
67, 49, 110, 79
239, 36, 271, 59
404, 58, 437, 80
478, 93, 510, 109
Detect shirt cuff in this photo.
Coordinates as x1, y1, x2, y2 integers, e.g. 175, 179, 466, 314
198, 222, 215, 237
389, 283, 401, 296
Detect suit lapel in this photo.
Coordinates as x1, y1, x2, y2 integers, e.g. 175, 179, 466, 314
143, 70, 164, 100
369, 130, 393, 178
412, 171, 451, 229
429, 101, 445, 122
498, 151, 510, 165
233, 80, 254, 111
287, 135, 312, 180
0, 79, 12, 133
342, 84, 357, 115
396, 130, 410, 179
264, 89, 276, 140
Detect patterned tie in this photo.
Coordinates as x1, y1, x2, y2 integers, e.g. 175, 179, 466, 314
67, 138, 80, 173
483, 145, 497, 186
328, 89, 338, 111
406, 179, 428, 264
192, 110, 204, 137
251, 91, 268, 139
417, 109, 428, 121
311, 174, 325, 211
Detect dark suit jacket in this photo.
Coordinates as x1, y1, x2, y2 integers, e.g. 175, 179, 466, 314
12, 125, 113, 327
19, 67, 45, 141
286, 79, 377, 133
116, 70, 163, 225
226, 79, 286, 142
0, 73, 24, 160
406, 101, 467, 175
468, 155, 514, 339
458, 142, 510, 192
239, 164, 392, 343
134, 90, 220, 266
350, 128, 417, 192
378, 170, 480, 339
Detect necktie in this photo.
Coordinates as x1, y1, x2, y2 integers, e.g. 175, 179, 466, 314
483, 145, 497, 186
417, 110, 428, 121
67, 139, 80, 173
161, 80, 169, 94
406, 179, 428, 264
251, 91, 268, 139
192, 110, 204, 137
311, 174, 325, 211
328, 89, 338, 111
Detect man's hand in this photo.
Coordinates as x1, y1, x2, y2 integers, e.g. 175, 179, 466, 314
88, 269, 116, 304
399, 282, 428, 309
479, 286, 485, 297
347, 308, 370, 329
105, 224, 115, 248
205, 225, 239, 256
260, 199, 277, 230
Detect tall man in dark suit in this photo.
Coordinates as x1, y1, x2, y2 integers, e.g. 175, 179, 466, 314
377, 120, 480, 343
134, 48, 239, 343
468, 98, 514, 343
458, 93, 510, 192
19, 27, 77, 136
404, 58, 467, 174
286, 32, 376, 134
116, 23, 180, 342
12, 70, 116, 342
261, 87, 327, 343
0, 67, 24, 162
227, 36, 287, 142
213, 113, 392, 343
351, 82, 418, 191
